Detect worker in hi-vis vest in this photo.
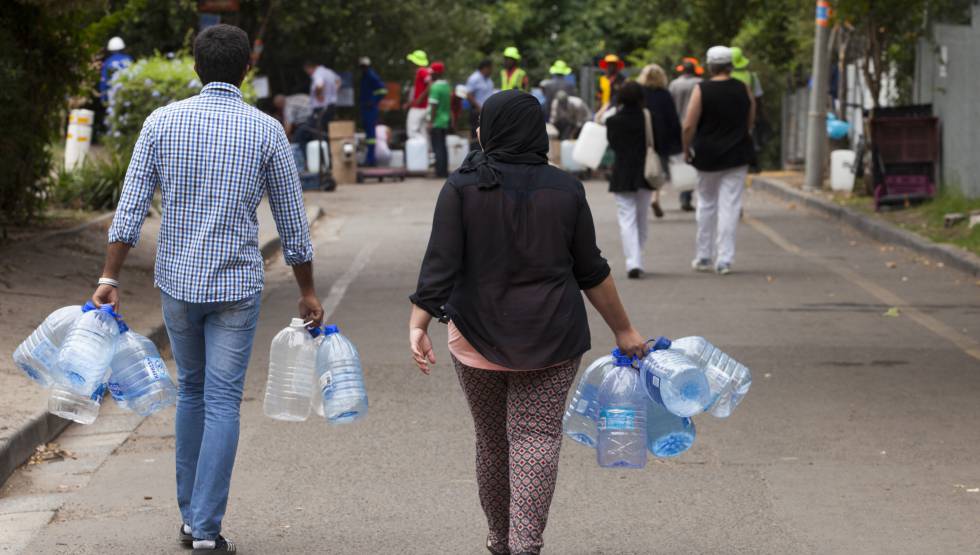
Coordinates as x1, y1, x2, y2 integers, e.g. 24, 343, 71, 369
500, 46, 530, 92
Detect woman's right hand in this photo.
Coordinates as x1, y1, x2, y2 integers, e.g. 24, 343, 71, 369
410, 327, 436, 375
615, 327, 648, 360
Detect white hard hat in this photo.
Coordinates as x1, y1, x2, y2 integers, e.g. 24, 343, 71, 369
107, 37, 125, 52
358, 56, 371, 66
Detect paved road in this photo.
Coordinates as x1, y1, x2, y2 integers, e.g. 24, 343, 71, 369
3, 178, 979, 554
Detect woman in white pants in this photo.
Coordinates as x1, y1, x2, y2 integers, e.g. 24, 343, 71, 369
606, 81, 656, 279
682, 46, 755, 275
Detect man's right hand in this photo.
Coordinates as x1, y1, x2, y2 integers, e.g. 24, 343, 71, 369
92, 284, 119, 312
298, 294, 324, 329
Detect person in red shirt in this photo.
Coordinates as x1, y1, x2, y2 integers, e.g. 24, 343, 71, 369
404, 49, 431, 141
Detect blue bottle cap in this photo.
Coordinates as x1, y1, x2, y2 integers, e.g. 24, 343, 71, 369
308, 325, 322, 338
611, 348, 634, 367
650, 336, 672, 351
322, 325, 340, 336
117, 318, 130, 333
82, 301, 97, 313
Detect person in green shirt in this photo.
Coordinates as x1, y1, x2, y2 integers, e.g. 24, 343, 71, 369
427, 61, 451, 178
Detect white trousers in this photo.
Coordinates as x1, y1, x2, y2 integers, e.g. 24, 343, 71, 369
406, 107, 427, 140
614, 188, 653, 272
695, 165, 748, 266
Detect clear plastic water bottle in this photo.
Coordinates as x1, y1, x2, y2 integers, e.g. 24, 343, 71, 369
646, 396, 696, 458
54, 304, 121, 396
316, 325, 367, 424
671, 336, 751, 418
12, 305, 82, 387
563, 354, 613, 447
264, 319, 319, 421
639, 344, 712, 418
108, 324, 177, 416
596, 349, 647, 469
48, 383, 106, 425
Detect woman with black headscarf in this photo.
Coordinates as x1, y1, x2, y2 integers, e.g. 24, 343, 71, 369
409, 90, 647, 555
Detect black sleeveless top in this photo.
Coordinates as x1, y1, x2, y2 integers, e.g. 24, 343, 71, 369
692, 79, 752, 172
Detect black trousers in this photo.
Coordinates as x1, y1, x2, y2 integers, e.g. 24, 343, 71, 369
431, 127, 448, 178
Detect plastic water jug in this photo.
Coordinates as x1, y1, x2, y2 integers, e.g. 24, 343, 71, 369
638, 340, 712, 417
406, 137, 429, 172
55, 303, 121, 396
13, 305, 82, 387
562, 354, 614, 447
108, 324, 177, 416
264, 319, 319, 421
830, 149, 856, 192
316, 325, 367, 424
668, 154, 697, 192
447, 134, 470, 170
670, 336, 751, 418
560, 140, 585, 172
596, 349, 647, 469
646, 397, 696, 458
571, 121, 608, 170
389, 149, 405, 168
49, 383, 106, 425
305, 140, 330, 173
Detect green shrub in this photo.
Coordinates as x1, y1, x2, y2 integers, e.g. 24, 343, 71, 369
105, 53, 256, 156
48, 153, 129, 211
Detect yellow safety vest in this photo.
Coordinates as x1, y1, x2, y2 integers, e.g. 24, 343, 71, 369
500, 68, 528, 91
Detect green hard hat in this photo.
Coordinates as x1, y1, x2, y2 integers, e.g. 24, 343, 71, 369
406, 50, 429, 67
731, 47, 749, 69
503, 46, 521, 61
549, 59, 572, 76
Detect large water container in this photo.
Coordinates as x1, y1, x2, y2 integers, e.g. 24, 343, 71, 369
65, 109, 94, 171
108, 326, 177, 416
562, 354, 614, 447
668, 154, 697, 192
389, 149, 405, 168
646, 397, 696, 458
305, 140, 330, 173
49, 383, 106, 425
447, 134, 470, 170
13, 305, 82, 387
671, 336, 751, 419
560, 140, 585, 172
639, 345, 712, 418
830, 149, 856, 192
316, 325, 367, 424
596, 349, 647, 469
55, 304, 121, 396
406, 137, 429, 172
264, 319, 319, 421
571, 121, 608, 170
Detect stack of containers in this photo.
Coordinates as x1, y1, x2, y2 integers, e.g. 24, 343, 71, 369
563, 336, 752, 468
12, 302, 177, 425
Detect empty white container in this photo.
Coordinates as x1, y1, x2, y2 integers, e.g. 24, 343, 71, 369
830, 149, 856, 192
669, 155, 697, 192
571, 121, 608, 170
406, 137, 429, 172
65, 109, 94, 171
561, 140, 585, 172
305, 140, 330, 173
389, 149, 405, 168
447, 135, 470, 170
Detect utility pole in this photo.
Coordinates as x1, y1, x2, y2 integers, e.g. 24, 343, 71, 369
804, 0, 832, 191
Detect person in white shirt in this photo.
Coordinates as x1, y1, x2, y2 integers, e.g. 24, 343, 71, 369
301, 61, 341, 143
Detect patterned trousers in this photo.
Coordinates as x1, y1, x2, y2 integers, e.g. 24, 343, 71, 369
453, 356, 580, 555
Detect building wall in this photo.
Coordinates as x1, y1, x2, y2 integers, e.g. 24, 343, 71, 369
915, 5, 980, 198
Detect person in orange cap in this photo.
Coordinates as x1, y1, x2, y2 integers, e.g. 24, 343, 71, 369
597, 53, 626, 110
669, 57, 705, 211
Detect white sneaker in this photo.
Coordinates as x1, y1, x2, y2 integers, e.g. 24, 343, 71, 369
691, 258, 712, 272
716, 263, 733, 275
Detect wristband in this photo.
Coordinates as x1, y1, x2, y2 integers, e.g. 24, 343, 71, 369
98, 277, 120, 288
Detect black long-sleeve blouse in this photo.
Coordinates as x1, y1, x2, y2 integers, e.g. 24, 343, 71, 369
410, 162, 611, 370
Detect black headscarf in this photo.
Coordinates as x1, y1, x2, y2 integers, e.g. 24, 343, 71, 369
459, 90, 549, 189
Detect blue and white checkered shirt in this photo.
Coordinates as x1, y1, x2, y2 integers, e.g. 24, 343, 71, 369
108, 82, 313, 303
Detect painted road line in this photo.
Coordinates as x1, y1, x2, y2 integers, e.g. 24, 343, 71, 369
746, 215, 980, 362
321, 242, 378, 322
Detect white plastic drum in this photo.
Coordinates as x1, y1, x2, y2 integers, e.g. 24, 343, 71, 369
571, 121, 608, 170
305, 141, 330, 173
561, 140, 584, 172
65, 109, 95, 171
406, 137, 429, 172
830, 149, 856, 192
446, 135, 470, 170
668, 155, 697, 192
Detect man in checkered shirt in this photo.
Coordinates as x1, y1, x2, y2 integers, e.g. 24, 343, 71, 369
90, 24, 322, 553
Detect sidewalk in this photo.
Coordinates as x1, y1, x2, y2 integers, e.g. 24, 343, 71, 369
0, 194, 325, 486
750, 172, 980, 276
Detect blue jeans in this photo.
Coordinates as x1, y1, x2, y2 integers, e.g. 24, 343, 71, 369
161, 291, 262, 540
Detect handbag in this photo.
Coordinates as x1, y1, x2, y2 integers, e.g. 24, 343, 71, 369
642, 108, 666, 189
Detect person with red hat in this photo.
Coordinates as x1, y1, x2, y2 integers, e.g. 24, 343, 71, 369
669, 57, 705, 211
427, 61, 451, 178
597, 53, 626, 110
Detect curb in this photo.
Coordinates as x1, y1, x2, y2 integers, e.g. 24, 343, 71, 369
0, 204, 326, 487
751, 176, 980, 277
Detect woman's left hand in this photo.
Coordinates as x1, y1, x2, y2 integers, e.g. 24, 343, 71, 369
410, 327, 436, 374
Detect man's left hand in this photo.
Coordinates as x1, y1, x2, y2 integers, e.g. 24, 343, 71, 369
298, 294, 324, 329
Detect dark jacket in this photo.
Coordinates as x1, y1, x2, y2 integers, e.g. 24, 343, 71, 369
606, 106, 650, 193
643, 87, 682, 156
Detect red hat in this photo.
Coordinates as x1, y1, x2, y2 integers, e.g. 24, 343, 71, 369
675, 56, 705, 76
598, 54, 624, 70
430, 61, 445, 74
